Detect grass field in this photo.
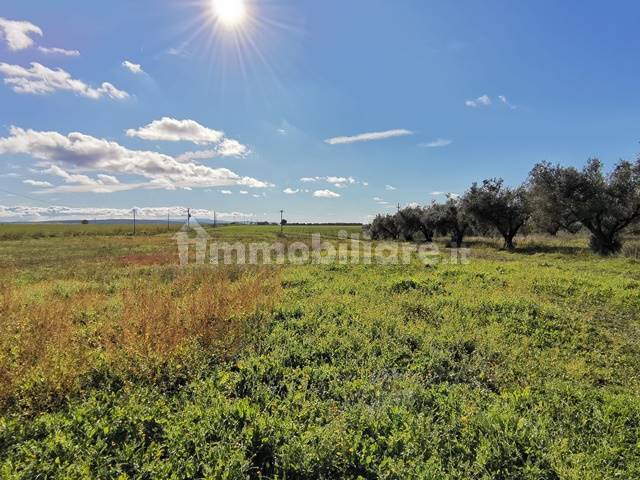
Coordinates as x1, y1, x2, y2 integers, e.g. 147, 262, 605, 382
0, 223, 639, 478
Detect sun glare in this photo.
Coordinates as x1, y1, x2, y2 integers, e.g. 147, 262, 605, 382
212, 0, 246, 26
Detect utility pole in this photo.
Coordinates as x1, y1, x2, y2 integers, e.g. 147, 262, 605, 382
397, 203, 401, 213
280, 209, 284, 234
167, 211, 170, 232
213, 211, 217, 228
187, 208, 191, 228
133, 208, 136, 236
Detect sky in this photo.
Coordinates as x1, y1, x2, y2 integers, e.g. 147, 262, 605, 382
0, 0, 639, 223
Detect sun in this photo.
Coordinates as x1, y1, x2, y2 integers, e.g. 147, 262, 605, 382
211, 0, 247, 26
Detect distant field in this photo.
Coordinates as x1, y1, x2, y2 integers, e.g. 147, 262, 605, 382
0, 222, 171, 240
0, 224, 639, 478
0, 223, 364, 241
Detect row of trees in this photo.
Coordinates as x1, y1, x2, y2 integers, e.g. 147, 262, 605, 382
369, 157, 640, 255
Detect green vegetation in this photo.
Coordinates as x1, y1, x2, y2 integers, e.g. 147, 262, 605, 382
0, 224, 639, 478
370, 156, 640, 255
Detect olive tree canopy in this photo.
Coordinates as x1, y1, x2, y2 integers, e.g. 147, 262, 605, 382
462, 179, 530, 250
528, 158, 640, 254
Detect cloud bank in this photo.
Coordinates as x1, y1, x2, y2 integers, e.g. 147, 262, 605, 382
0, 205, 255, 222
0, 126, 271, 192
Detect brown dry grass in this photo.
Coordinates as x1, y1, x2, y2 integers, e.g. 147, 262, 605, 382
0, 266, 280, 412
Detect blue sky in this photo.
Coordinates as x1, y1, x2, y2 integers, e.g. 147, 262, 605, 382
1, 0, 639, 223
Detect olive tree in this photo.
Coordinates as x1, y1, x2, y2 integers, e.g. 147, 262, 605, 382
528, 162, 582, 235
462, 179, 530, 250
393, 205, 439, 242
429, 197, 471, 247
395, 206, 424, 241
369, 214, 400, 240
528, 158, 640, 255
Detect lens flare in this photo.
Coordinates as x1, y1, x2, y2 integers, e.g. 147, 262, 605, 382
211, 0, 246, 26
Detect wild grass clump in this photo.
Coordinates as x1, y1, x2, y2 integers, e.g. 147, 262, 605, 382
0, 267, 279, 412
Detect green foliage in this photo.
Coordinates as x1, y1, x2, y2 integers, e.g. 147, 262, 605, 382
529, 158, 640, 254
369, 214, 400, 240
462, 179, 530, 250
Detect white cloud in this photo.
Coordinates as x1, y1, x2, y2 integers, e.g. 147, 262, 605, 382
498, 95, 517, 110
220, 190, 232, 195
176, 144, 249, 162
421, 139, 452, 148
326, 176, 356, 187
0, 126, 271, 192
39, 183, 141, 194
431, 191, 460, 199
0, 62, 128, 100
313, 189, 341, 198
122, 60, 144, 74
38, 46, 80, 56
325, 129, 413, 145
239, 190, 248, 195
299, 176, 360, 188
283, 188, 299, 194
176, 139, 251, 162
465, 95, 491, 108
97, 174, 120, 185
126, 117, 225, 145
219, 139, 249, 156
0, 18, 79, 57
45, 164, 105, 185
167, 43, 191, 58
0, 205, 254, 222
34, 165, 133, 193
176, 150, 217, 162
0, 17, 42, 51
23, 179, 52, 187
385, 185, 396, 191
